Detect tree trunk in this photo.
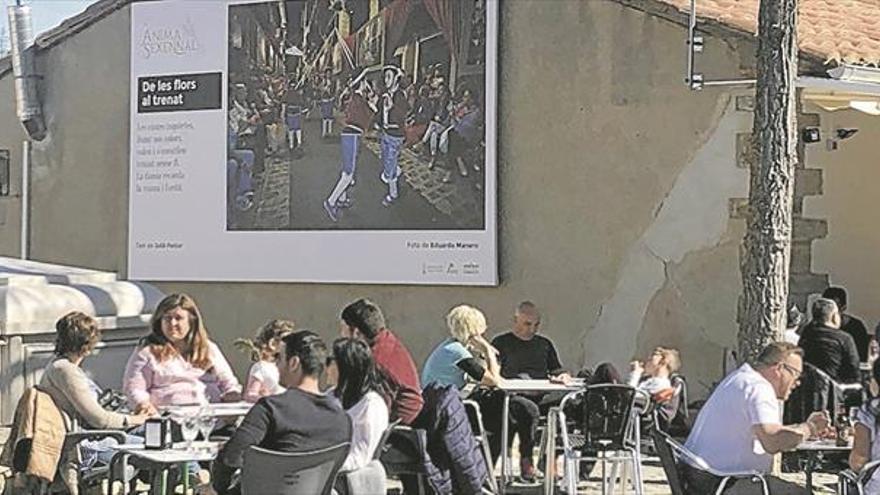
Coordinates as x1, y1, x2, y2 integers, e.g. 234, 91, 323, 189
738, 0, 799, 364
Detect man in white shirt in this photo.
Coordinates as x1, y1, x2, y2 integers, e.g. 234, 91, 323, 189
681, 342, 830, 493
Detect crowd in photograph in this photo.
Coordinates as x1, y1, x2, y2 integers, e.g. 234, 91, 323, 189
227, 60, 486, 223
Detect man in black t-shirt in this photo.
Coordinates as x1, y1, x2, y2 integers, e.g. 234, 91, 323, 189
486, 301, 571, 482
213, 331, 352, 494
799, 298, 860, 385
822, 286, 871, 362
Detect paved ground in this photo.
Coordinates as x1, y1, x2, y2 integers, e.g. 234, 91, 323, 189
495, 460, 838, 494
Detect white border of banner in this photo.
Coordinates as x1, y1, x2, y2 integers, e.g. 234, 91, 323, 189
128, 0, 498, 285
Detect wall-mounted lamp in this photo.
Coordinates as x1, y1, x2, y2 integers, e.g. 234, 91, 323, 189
801, 127, 821, 144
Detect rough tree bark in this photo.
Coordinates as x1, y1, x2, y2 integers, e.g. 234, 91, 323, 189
738, 0, 799, 364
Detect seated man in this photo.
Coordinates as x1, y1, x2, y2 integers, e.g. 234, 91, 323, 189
682, 342, 830, 493
213, 331, 352, 495
340, 298, 424, 425
823, 286, 871, 363
488, 301, 571, 482
799, 297, 860, 385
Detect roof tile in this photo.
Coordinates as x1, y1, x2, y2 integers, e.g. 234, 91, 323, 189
653, 0, 880, 66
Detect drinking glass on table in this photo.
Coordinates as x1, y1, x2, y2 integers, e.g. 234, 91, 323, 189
180, 413, 200, 451
198, 406, 217, 447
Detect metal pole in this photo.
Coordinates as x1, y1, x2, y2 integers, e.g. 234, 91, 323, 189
685, 0, 696, 86
20, 140, 28, 260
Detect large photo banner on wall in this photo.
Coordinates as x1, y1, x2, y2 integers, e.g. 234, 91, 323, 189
129, 0, 498, 284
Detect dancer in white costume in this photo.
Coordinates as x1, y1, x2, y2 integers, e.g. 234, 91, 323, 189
379, 66, 409, 207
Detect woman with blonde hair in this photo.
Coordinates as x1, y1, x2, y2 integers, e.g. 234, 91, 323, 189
123, 293, 242, 415
421, 304, 502, 389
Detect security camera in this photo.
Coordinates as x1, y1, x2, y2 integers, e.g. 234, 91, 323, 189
835, 128, 859, 140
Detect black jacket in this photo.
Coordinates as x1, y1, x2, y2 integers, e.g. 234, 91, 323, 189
799, 322, 860, 384
415, 384, 488, 494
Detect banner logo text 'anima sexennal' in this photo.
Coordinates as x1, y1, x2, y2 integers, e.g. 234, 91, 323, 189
138, 19, 200, 60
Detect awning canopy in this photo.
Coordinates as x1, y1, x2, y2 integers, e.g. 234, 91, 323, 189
799, 76, 880, 116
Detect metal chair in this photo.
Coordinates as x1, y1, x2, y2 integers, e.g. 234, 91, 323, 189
377, 425, 431, 495
838, 460, 880, 495
463, 399, 499, 494
557, 384, 645, 495
651, 428, 768, 495
241, 442, 350, 495
2, 386, 128, 495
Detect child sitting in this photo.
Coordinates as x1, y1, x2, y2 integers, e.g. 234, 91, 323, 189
236, 319, 295, 403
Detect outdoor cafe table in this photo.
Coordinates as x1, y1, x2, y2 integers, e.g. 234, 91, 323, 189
108, 441, 221, 495
796, 438, 852, 492
161, 401, 253, 419
496, 378, 585, 493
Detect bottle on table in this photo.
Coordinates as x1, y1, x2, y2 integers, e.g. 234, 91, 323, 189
835, 404, 852, 447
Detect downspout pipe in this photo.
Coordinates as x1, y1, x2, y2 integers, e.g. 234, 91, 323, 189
7, 3, 46, 141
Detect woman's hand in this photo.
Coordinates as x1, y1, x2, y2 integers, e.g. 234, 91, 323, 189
128, 411, 152, 427
135, 402, 158, 416
469, 335, 499, 357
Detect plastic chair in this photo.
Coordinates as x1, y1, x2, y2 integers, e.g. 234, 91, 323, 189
838, 460, 880, 495
241, 442, 350, 495
651, 428, 768, 495
557, 384, 645, 495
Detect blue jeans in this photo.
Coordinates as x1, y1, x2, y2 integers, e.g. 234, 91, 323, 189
340, 132, 361, 175
380, 133, 404, 183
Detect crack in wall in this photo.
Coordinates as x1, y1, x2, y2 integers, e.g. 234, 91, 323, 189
582, 95, 751, 369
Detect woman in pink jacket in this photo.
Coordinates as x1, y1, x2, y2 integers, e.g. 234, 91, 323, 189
124, 293, 242, 415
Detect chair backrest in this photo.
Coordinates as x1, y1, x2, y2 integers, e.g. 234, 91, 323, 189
373, 418, 402, 461
241, 442, 350, 495
580, 384, 638, 451
650, 428, 685, 495
462, 399, 486, 437
671, 374, 689, 420
378, 425, 429, 476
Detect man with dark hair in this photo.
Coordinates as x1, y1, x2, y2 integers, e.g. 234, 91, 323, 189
822, 286, 871, 362
682, 342, 830, 492
213, 330, 351, 494
799, 297, 861, 384
340, 298, 423, 424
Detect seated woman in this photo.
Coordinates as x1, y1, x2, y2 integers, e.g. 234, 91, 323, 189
123, 293, 242, 415
39, 311, 151, 486
421, 304, 502, 389
850, 358, 880, 491
43, 311, 150, 430
332, 338, 389, 472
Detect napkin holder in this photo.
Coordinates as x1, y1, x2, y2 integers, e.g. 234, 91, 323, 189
144, 417, 172, 450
